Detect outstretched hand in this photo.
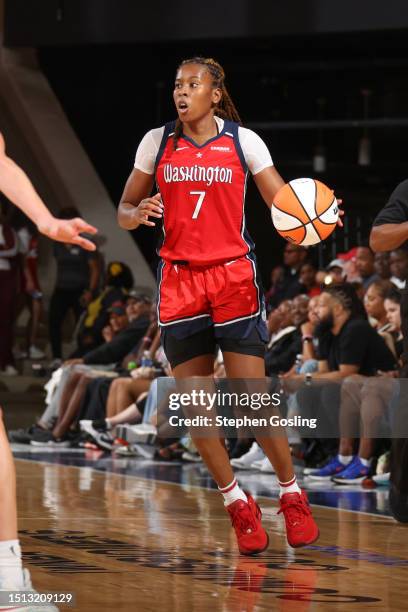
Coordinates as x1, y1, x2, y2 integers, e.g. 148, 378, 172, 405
40, 217, 98, 251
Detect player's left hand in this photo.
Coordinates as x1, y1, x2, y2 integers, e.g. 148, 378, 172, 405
336, 198, 344, 228
39, 217, 98, 251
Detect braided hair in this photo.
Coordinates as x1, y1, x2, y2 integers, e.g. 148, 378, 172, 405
173, 57, 241, 150
324, 282, 367, 319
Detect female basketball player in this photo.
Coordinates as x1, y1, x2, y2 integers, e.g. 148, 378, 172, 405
118, 57, 338, 555
0, 132, 97, 250
0, 131, 95, 599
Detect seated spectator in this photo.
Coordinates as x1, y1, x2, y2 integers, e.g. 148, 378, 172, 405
337, 247, 360, 283
291, 294, 310, 329
324, 259, 346, 285
384, 287, 404, 363
279, 244, 308, 301
265, 264, 285, 310
355, 246, 378, 289
231, 299, 309, 472
69, 309, 161, 448
283, 296, 319, 377
374, 252, 391, 281
309, 287, 401, 484
299, 262, 321, 297
363, 279, 393, 332
390, 249, 408, 290
72, 261, 134, 356
292, 283, 396, 469
265, 300, 301, 376
79, 340, 173, 453
30, 294, 152, 446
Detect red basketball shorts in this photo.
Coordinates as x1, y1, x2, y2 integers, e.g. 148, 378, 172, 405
157, 255, 262, 336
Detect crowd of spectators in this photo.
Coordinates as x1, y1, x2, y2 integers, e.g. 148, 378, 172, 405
4, 232, 406, 487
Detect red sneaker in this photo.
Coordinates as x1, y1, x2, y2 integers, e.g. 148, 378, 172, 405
278, 490, 319, 548
226, 493, 269, 556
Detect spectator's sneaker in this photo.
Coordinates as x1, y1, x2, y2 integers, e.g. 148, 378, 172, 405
28, 345, 46, 360
8, 425, 46, 444
307, 456, 352, 481
278, 490, 319, 548
226, 493, 269, 555
115, 423, 157, 445
181, 451, 203, 463
376, 450, 391, 476
251, 456, 275, 473
331, 456, 371, 485
79, 419, 107, 440
30, 430, 71, 447
92, 431, 115, 451
230, 442, 264, 470
0, 566, 59, 611
372, 472, 390, 485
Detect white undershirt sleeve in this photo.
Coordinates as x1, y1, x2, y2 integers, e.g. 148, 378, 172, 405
134, 123, 272, 176
238, 127, 274, 175
134, 127, 164, 175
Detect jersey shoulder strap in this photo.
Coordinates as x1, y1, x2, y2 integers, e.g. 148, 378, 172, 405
222, 120, 247, 172
154, 121, 176, 173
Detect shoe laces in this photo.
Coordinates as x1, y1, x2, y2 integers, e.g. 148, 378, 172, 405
278, 494, 310, 526
229, 501, 257, 535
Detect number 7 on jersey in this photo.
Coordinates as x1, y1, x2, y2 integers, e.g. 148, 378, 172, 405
190, 191, 206, 219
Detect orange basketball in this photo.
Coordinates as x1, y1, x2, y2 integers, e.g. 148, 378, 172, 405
271, 178, 339, 246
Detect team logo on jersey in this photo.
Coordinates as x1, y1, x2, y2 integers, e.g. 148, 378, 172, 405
163, 164, 233, 186
210, 146, 231, 152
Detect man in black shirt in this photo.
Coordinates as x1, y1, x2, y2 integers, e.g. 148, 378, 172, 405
370, 179, 408, 522
316, 291, 395, 377
294, 284, 395, 458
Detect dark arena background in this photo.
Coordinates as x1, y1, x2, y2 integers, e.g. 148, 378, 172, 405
5, 0, 408, 281
1, 1, 408, 611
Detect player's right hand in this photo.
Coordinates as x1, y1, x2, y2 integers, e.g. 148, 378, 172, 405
133, 193, 163, 227
40, 217, 98, 250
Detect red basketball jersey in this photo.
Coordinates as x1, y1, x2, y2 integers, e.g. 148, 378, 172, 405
155, 120, 254, 266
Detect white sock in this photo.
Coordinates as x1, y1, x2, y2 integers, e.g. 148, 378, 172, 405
0, 540, 24, 588
279, 475, 301, 497
338, 454, 354, 465
219, 478, 247, 506
105, 419, 112, 430
360, 457, 372, 467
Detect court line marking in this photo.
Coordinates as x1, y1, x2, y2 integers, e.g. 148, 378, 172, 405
14, 455, 395, 521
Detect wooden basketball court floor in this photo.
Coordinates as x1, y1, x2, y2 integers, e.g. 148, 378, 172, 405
10, 446, 408, 612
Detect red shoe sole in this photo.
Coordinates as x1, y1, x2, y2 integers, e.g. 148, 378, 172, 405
289, 527, 320, 549
239, 531, 270, 556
